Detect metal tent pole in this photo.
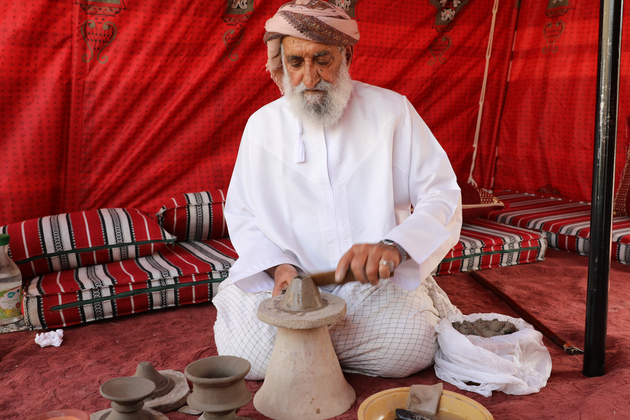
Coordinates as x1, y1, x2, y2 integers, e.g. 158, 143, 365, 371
584, 0, 624, 377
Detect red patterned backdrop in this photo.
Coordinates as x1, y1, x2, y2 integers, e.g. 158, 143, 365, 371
494, 0, 630, 200
1, 0, 628, 225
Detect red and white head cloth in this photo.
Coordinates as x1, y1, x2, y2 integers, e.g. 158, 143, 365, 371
263, 0, 360, 72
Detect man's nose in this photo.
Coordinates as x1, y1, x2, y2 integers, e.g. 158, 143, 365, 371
303, 63, 320, 89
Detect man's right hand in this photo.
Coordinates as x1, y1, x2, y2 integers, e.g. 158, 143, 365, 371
266, 264, 299, 297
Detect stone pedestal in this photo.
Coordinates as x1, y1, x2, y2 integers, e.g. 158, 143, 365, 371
253, 276, 355, 420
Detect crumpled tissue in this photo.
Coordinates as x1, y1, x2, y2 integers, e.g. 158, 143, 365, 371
35, 329, 64, 347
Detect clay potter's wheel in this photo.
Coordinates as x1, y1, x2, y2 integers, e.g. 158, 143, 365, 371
254, 276, 355, 420
257, 273, 347, 329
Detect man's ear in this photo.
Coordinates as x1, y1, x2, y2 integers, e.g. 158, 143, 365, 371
345, 45, 354, 67
270, 64, 284, 95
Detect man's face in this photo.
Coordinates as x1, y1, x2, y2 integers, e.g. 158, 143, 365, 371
282, 37, 348, 103
281, 36, 353, 128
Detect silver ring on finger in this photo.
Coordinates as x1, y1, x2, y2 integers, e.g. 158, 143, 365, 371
379, 259, 395, 274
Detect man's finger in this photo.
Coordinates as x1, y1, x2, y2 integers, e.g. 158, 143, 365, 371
366, 251, 383, 285
335, 250, 354, 283
335, 265, 348, 283
272, 278, 290, 296
351, 254, 369, 284
378, 261, 392, 280
272, 281, 287, 297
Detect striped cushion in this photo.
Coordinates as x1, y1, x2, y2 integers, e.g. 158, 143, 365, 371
613, 144, 630, 216
20, 215, 549, 329
1, 209, 176, 279
157, 190, 227, 241
459, 181, 505, 222
434, 219, 546, 276
22, 238, 237, 329
485, 192, 630, 265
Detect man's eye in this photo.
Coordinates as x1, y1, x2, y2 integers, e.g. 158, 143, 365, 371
289, 60, 303, 68
316, 59, 331, 66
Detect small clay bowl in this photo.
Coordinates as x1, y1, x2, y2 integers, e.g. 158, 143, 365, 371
100, 376, 156, 404
27, 409, 90, 420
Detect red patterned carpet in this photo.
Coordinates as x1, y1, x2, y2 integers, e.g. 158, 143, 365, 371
2, 249, 629, 419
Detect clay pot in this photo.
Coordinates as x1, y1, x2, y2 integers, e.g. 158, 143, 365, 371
184, 356, 252, 419
99, 376, 156, 420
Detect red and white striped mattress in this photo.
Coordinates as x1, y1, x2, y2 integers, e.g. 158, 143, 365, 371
485, 192, 630, 265
22, 239, 237, 330
434, 218, 546, 276
22, 218, 547, 330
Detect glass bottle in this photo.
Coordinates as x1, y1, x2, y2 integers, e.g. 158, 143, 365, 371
0, 233, 23, 325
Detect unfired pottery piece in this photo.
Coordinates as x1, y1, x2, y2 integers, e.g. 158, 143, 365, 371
134, 362, 175, 400
254, 276, 356, 420
90, 407, 167, 420
96, 376, 156, 420
277, 274, 325, 312
176, 405, 256, 420
143, 370, 190, 413
185, 356, 253, 420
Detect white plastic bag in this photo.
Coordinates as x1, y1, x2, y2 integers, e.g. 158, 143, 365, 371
434, 312, 552, 397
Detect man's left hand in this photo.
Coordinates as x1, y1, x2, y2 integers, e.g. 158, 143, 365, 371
335, 243, 402, 286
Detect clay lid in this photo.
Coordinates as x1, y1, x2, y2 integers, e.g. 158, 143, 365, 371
134, 361, 175, 400
257, 276, 346, 329
277, 275, 326, 312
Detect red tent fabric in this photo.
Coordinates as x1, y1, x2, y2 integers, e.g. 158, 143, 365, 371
494, 0, 630, 200
1, 0, 629, 225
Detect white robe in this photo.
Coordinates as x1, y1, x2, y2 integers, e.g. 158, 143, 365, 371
225, 81, 462, 292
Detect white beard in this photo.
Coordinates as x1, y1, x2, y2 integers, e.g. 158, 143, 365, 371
282, 60, 353, 129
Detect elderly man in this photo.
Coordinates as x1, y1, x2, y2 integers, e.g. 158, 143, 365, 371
213, 0, 462, 380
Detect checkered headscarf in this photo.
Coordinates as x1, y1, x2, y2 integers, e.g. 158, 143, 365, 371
263, 0, 360, 72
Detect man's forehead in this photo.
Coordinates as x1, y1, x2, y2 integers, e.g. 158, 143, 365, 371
281, 36, 338, 56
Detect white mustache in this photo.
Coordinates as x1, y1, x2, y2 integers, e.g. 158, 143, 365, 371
282, 60, 352, 128
295, 80, 334, 94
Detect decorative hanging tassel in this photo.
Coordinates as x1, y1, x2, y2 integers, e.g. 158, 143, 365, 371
295, 121, 305, 163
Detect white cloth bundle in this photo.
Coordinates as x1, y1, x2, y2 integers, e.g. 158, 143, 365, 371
35, 329, 64, 347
